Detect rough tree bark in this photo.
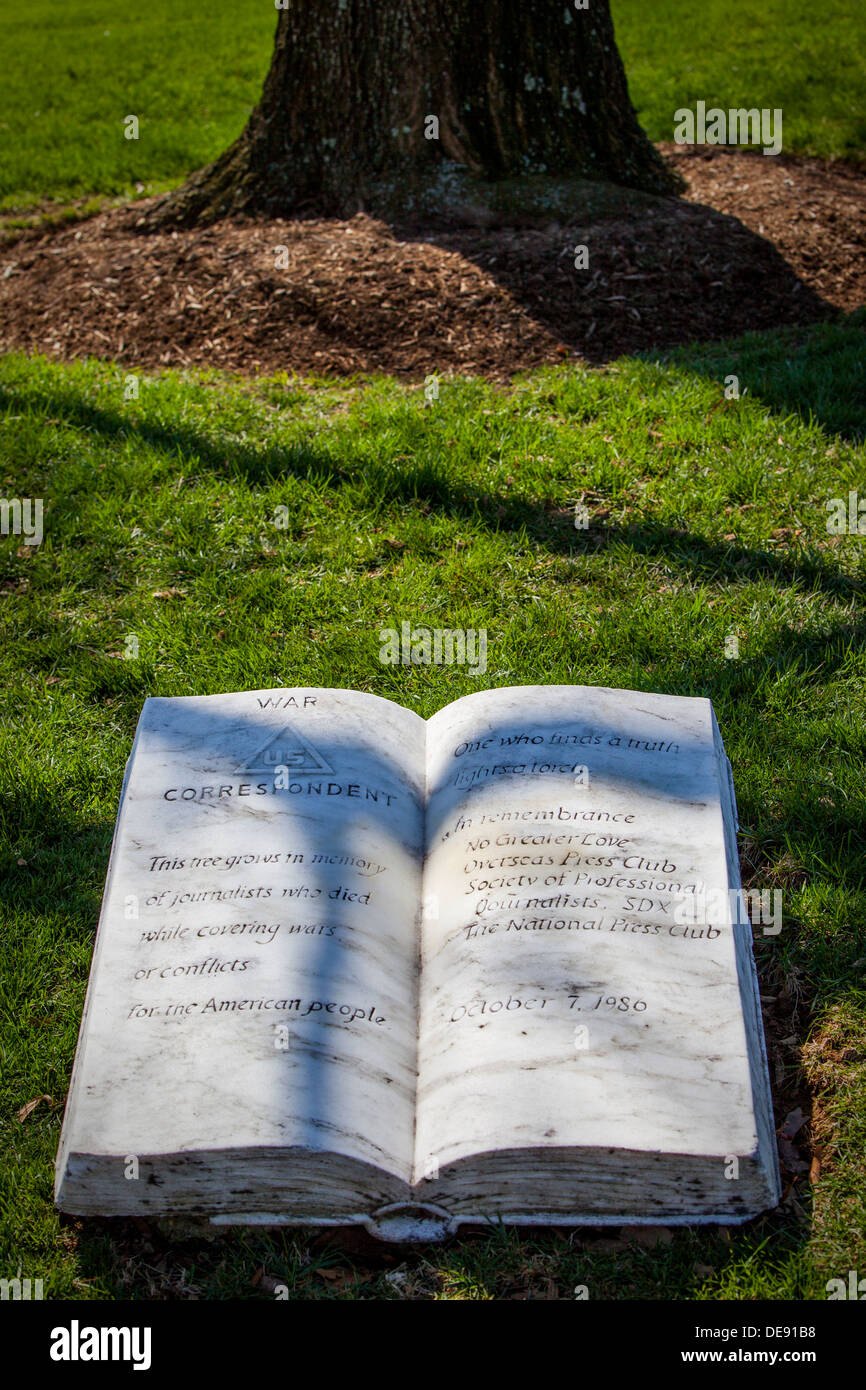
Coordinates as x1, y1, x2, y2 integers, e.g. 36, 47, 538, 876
146, 0, 680, 228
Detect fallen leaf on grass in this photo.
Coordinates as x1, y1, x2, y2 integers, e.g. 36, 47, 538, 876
17, 1094, 53, 1122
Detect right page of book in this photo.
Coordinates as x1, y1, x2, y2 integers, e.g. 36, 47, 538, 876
415, 685, 762, 1183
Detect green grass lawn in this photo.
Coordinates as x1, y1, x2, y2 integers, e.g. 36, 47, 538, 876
1, 0, 864, 1306
616, 0, 866, 163
1, 317, 864, 1298
0, 0, 863, 214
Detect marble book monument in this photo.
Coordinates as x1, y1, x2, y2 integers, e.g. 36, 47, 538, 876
55, 685, 780, 1240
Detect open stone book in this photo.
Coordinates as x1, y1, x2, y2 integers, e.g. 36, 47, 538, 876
55, 685, 780, 1241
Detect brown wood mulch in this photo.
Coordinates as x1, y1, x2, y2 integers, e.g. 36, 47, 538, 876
0, 146, 863, 381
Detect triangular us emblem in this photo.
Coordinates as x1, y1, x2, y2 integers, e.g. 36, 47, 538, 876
237, 724, 334, 776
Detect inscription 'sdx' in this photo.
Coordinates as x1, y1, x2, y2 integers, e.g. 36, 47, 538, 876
236, 724, 334, 777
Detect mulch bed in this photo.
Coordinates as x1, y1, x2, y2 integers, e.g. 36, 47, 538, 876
1, 146, 863, 380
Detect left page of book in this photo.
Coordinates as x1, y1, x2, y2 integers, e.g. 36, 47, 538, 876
56, 688, 425, 1210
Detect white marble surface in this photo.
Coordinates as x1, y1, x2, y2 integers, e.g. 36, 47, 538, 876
57, 683, 778, 1224
417, 686, 767, 1182
57, 688, 426, 1197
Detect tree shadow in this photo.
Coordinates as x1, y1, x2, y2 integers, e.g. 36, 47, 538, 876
0, 376, 860, 606
384, 174, 860, 439
4, 162, 861, 439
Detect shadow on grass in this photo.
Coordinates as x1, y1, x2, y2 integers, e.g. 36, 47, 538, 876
0, 812, 109, 937
0, 376, 862, 605
656, 311, 866, 444
58, 1201, 816, 1299
387, 170, 860, 440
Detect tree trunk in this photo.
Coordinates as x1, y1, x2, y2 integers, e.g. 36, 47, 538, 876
146, 0, 680, 229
